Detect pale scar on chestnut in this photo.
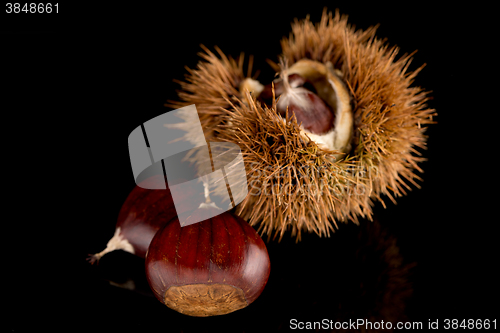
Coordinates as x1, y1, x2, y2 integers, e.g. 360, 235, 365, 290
164, 284, 247, 317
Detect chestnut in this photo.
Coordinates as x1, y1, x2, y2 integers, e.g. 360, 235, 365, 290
145, 205, 271, 317
88, 175, 204, 263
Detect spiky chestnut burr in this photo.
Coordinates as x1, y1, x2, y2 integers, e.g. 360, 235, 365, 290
145, 205, 271, 317
166, 9, 436, 240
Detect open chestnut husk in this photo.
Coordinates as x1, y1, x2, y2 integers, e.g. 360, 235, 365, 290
166, 10, 436, 241
245, 58, 353, 156
145, 205, 271, 317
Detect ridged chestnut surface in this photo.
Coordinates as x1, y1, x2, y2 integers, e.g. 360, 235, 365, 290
145, 206, 271, 317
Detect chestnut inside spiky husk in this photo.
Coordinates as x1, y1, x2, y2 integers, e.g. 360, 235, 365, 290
167, 10, 435, 241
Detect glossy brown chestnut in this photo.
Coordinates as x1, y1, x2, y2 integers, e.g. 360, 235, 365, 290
258, 73, 315, 105
258, 72, 334, 135
88, 175, 204, 263
145, 205, 271, 317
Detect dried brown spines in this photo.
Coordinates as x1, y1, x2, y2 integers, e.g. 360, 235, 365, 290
168, 10, 435, 241
218, 94, 370, 240
281, 9, 435, 206
166, 45, 255, 140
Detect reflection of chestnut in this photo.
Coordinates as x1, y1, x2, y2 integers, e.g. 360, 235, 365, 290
145, 206, 271, 317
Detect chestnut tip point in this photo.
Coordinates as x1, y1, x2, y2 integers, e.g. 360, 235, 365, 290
86, 254, 100, 265
86, 227, 135, 264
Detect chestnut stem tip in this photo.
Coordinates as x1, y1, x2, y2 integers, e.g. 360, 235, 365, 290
86, 254, 100, 265
86, 227, 135, 264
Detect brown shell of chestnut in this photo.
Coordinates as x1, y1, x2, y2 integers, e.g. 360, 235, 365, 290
145, 206, 271, 317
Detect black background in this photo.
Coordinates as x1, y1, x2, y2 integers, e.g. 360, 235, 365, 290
3, 2, 498, 332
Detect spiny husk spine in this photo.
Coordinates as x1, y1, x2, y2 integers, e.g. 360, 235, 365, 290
217, 91, 372, 241
279, 9, 435, 214
166, 45, 254, 140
